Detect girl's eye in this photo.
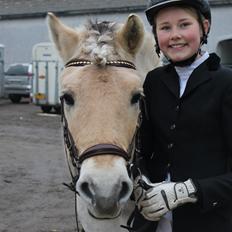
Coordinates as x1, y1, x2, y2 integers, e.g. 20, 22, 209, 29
180, 22, 191, 28
160, 26, 171, 31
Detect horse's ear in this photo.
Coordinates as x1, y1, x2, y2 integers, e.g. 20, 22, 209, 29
118, 14, 145, 55
47, 12, 79, 62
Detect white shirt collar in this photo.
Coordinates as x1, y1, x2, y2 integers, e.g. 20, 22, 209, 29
175, 51, 209, 79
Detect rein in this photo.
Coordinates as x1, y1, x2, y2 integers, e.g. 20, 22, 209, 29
61, 59, 148, 232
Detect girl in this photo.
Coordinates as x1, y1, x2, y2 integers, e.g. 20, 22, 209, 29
133, 1, 232, 231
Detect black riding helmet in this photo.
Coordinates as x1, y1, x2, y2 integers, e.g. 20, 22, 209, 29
145, 0, 211, 65
146, 0, 211, 26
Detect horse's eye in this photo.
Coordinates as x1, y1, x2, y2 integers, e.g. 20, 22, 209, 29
131, 93, 141, 105
62, 93, 74, 106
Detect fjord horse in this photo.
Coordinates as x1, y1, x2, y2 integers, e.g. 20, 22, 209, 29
47, 12, 160, 232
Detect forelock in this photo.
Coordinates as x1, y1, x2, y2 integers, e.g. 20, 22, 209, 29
80, 20, 119, 65
86, 20, 117, 35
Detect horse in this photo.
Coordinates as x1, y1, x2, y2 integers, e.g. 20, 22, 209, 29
47, 12, 160, 232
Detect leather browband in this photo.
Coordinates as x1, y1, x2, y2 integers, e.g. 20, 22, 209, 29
65, 59, 136, 70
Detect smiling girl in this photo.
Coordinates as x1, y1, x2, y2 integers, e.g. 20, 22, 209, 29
155, 6, 209, 64
133, 1, 232, 232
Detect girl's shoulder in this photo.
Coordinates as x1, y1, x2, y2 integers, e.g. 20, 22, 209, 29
146, 64, 171, 79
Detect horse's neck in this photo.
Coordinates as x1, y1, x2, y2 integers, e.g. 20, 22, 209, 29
135, 32, 160, 82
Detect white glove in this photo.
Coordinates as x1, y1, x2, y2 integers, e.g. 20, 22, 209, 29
133, 175, 149, 205
139, 179, 197, 221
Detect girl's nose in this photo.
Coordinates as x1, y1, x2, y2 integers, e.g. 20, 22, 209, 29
170, 27, 182, 40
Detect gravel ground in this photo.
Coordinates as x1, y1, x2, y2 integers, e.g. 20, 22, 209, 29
0, 99, 76, 232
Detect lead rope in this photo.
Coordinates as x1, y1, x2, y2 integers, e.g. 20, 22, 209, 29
120, 172, 154, 232
74, 192, 85, 232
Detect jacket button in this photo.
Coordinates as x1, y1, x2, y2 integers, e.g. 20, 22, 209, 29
168, 143, 174, 149
175, 105, 180, 111
170, 124, 176, 130
213, 202, 218, 207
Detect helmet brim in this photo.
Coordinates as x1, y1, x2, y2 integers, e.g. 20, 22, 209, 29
146, 0, 199, 25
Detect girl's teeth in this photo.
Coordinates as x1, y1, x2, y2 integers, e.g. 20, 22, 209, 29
172, 44, 183, 48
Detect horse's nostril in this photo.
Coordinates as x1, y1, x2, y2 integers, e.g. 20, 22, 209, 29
119, 181, 130, 201
80, 182, 93, 200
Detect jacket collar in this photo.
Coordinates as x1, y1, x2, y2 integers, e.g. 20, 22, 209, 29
161, 53, 221, 98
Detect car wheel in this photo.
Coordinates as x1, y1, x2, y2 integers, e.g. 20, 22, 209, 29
54, 106, 61, 114
9, 94, 22, 103
41, 105, 52, 113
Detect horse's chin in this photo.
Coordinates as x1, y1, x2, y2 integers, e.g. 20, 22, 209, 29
88, 209, 121, 220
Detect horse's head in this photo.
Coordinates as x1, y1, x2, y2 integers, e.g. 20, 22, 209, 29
47, 13, 159, 221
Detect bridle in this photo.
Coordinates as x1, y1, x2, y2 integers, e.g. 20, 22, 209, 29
61, 58, 138, 180
60, 58, 148, 232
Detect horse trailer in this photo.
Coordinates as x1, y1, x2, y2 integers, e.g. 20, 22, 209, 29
0, 44, 4, 98
32, 42, 63, 113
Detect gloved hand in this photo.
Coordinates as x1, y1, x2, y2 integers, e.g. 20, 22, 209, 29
139, 179, 197, 221
133, 175, 149, 206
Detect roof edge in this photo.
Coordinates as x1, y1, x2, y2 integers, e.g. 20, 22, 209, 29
0, 1, 232, 20
0, 6, 145, 20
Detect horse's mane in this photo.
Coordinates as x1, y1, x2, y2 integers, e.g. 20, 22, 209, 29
86, 20, 117, 34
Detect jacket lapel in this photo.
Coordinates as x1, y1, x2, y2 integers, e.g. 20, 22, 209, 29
183, 54, 220, 97
160, 65, 180, 98
160, 53, 221, 99
182, 62, 211, 97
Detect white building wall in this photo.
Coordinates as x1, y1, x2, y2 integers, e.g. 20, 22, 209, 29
0, 13, 134, 68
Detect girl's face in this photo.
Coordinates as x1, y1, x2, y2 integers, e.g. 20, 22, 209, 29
155, 6, 209, 62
